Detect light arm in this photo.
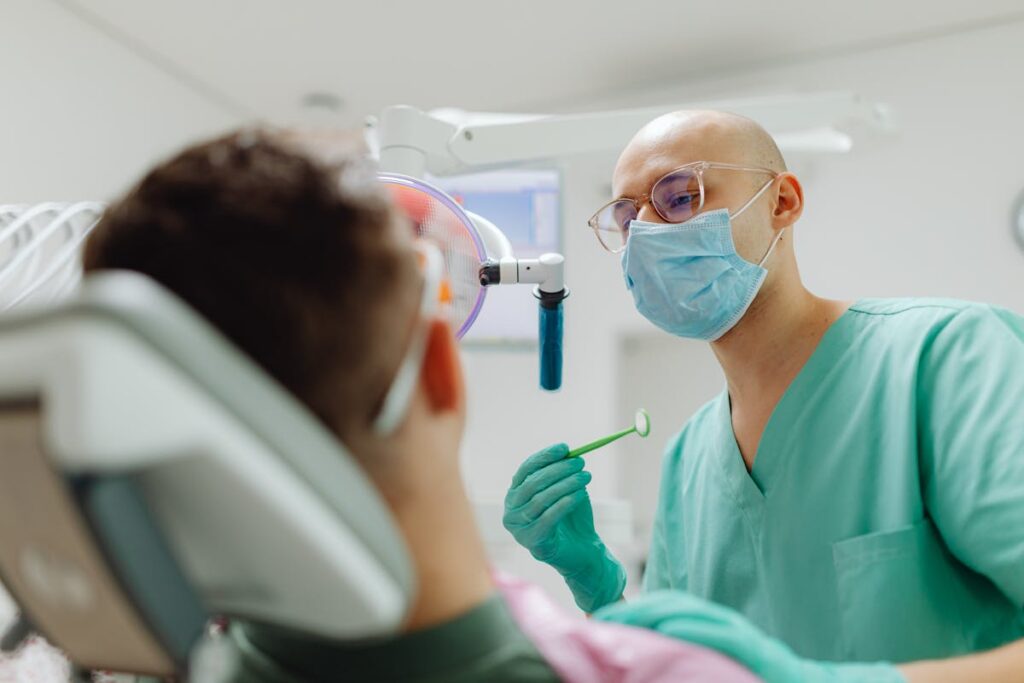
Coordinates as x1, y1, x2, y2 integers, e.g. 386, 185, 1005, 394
374, 91, 889, 178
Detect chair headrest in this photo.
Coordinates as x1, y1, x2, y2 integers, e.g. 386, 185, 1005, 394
0, 271, 414, 676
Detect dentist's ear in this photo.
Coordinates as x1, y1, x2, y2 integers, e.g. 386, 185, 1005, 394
771, 173, 804, 229
421, 319, 464, 415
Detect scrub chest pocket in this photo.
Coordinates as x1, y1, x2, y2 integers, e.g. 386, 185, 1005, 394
832, 518, 1023, 662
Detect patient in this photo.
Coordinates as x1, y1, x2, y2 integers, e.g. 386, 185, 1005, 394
80, 131, 757, 682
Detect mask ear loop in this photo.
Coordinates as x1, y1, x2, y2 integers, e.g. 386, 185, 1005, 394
728, 174, 785, 267
757, 228, 786, 267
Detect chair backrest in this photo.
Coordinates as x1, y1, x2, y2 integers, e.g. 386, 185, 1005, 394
0, 271, 414, 676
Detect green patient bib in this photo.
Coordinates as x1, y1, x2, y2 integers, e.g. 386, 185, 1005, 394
644, 299, 1024, 662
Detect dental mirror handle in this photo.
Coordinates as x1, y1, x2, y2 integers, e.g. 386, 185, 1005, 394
567, 426, 636, 458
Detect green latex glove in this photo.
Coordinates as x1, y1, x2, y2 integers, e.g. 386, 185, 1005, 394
503, 443, 626, 613
594, 591, 905, 683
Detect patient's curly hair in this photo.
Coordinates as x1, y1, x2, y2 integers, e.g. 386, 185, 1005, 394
83, 130, 420, 445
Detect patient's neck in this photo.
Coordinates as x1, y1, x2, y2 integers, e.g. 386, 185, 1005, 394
385, 469, 494, 632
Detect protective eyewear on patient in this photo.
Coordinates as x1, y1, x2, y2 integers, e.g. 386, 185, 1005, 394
371, 241, 451, 435
588, 162, 779, 253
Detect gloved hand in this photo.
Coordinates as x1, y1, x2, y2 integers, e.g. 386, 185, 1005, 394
503, 443, 626, 613
594, 591, 905, 683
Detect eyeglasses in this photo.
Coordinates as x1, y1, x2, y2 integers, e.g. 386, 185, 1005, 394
588, 161, 779, 253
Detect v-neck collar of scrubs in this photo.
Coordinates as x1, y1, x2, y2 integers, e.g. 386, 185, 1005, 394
713, 302, 862, 510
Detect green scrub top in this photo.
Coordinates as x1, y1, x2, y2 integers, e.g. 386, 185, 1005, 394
644, 299, 1024, 664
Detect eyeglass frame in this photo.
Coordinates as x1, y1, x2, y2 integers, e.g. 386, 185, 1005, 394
588, 161, 781, 253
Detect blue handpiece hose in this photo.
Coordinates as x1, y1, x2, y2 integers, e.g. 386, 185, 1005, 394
538, 291, 566, 391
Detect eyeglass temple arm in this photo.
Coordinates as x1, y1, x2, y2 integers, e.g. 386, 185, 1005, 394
728, 175, 780, 220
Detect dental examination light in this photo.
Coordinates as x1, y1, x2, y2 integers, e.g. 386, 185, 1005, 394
370, 90, 889, 393
379, 173, 568, 391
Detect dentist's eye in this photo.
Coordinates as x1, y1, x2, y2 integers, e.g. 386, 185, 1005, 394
667, 193, 697, 208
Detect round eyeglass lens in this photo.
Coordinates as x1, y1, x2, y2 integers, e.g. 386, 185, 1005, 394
651, 168, 701, 222
592, 199, 636, 252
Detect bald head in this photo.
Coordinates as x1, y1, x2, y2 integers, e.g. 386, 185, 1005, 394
607, 109, 805, 283
612, 110, 786, 199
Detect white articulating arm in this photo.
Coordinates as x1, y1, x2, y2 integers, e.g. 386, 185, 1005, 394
377, 105, 459, 177
374, 91, 889, 178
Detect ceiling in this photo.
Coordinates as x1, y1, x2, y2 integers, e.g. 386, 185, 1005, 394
50, 0, 1024, 127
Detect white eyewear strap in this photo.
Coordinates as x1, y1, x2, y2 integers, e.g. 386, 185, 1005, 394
372, 241, 445, 436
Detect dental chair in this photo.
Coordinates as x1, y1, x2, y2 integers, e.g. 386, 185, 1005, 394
0, 271, 415, 681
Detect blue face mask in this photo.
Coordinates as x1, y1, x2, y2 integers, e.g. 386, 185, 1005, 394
621, 208, 784, 341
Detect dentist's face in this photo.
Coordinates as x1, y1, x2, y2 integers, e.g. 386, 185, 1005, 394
613, 111, 782, 266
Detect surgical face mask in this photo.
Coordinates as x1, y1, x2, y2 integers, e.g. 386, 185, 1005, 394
372, 241, 444, 435
621, 207, 784, 341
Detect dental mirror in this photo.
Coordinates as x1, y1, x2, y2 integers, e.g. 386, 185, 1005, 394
567, 409, 651, 458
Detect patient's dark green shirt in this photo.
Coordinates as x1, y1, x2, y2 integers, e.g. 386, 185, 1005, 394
227, 595, 560, 683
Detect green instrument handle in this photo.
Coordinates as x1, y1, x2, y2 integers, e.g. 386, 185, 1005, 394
567, 426, 636, 458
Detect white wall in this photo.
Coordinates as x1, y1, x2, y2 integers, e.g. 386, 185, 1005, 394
5, 0, 1023, 607
0, 1, 240, 203
463, 17, 1024, 594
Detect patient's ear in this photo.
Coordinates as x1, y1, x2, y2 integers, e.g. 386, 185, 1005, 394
421, 320, 463, 414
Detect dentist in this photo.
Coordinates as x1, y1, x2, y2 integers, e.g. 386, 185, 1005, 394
504, 110, 1024, 682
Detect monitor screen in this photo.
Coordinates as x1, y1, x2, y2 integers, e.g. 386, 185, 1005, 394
430, 169, 561, 343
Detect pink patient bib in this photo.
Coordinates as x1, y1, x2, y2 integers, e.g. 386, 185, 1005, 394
495, 572, 759, 683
